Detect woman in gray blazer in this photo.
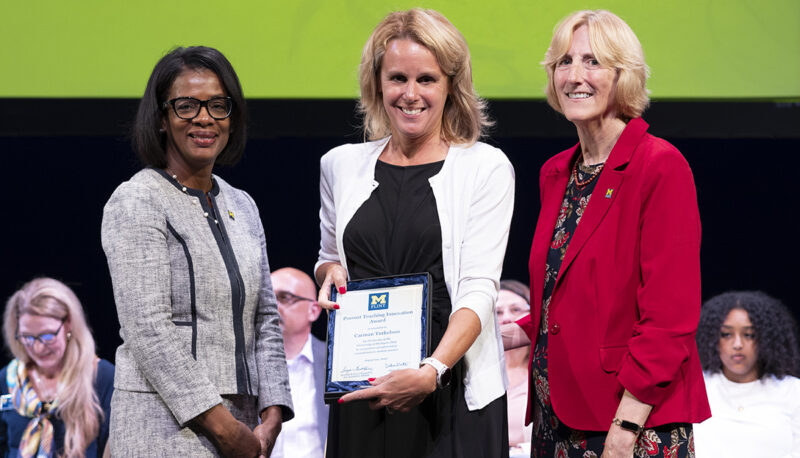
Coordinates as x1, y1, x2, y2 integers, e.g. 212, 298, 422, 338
101, 46, 293, 457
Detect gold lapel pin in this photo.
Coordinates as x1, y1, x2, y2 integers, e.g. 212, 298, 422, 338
605, 188, 614, 199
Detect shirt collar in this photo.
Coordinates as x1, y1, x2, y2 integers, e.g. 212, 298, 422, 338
289, 335, 314, 364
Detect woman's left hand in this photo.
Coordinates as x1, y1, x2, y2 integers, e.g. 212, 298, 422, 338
600, 428, 637, 458
601, 390, 652, 458
339, 309, 480, 411
339, 366, 437, 412
254, 405, 283, 458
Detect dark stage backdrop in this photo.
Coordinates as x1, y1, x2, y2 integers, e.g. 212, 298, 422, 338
0, 100, 798, 363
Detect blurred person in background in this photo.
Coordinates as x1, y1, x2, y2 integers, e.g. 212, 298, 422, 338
269, 267, 326, 458
694, 291, 800, 457
496, 280, 532, 457
1, 277, 114, 457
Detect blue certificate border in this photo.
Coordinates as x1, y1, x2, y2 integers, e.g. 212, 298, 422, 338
324, 272, 431, 402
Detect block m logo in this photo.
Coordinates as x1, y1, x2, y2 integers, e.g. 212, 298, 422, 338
368, 292, 389, 311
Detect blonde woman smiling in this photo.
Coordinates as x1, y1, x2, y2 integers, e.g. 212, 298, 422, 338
1, 278, 114, 457
316, 8, 514, 457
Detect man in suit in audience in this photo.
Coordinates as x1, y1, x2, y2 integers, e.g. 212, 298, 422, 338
269, 267, 328, 458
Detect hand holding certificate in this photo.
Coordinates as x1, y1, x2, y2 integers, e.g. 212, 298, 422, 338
324, 273, 431, 402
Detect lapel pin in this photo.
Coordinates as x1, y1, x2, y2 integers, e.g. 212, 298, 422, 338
228, 210, 235, 220
605, 188, 614, 199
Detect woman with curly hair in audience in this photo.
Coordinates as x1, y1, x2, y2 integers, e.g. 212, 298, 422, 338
1, 278, 114, 457
694, 291, 800, 457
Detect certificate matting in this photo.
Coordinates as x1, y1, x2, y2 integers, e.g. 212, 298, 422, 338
324, 273, 431, 402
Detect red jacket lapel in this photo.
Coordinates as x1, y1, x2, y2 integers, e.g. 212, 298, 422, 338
554, 118, 649, 287
529, 146, 575, 322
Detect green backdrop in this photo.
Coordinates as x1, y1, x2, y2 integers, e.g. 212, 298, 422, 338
3, 0, 798, 99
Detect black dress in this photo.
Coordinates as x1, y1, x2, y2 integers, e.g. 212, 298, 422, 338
530, 158, 694, 458
326, 160, 508, 458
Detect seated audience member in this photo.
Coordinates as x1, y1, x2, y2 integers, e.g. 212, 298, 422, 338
694, 291, 800, 457
270, 267, 327, 458
1, 278, 114, 458
496, 280, 532, 456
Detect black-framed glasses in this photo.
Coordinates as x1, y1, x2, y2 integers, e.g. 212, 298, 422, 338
163, 96, 233, 120
16, 319, 66, 347
275, 291, 316, 307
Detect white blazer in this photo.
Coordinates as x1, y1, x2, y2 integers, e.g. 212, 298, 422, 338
315, 137, 515, 410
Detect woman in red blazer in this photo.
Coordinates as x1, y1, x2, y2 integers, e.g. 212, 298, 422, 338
503, 10, 710, 457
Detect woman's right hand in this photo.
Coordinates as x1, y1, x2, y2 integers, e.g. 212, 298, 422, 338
501, 322, 531, 350
316, 262, 347, 310
195, 404, 260, 457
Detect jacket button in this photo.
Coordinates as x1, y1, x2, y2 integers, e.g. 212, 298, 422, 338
550, 322, 560, 335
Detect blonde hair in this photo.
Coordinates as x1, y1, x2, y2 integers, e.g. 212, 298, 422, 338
543, 10, 650, 119
3, 278, 103, 458
358, 8, 491, 145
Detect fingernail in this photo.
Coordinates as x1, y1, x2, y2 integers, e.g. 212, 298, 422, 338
368, 377, 376, 382
333, 304, 340, 310
338, 286, 346, 294
338, 398, 344, 404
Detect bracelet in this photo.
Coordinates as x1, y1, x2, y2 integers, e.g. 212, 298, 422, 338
612, 418, 644, 435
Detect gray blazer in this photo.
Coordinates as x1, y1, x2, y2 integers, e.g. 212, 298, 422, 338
102, 168, 293, 425
311, 336, 329, 447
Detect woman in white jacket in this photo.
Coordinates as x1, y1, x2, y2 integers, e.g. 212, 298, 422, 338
315, 8, 514, 458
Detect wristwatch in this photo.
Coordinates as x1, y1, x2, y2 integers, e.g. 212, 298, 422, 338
612, 417, 644, 435
420, 357, 451, 389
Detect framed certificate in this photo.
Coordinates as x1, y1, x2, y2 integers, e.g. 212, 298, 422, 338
323, 273, 431, 402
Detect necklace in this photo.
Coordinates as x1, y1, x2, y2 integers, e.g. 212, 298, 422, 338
572, 155, 604, 190
31, 367, 59, 402
164, 168, 219, 224
165, 168, 213, 194
716, 373, 760, 413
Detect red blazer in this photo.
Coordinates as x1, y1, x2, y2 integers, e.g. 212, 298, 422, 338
519, 118, 711, 431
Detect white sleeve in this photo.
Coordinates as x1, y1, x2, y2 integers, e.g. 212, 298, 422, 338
315, 151, 341, 279
451, 154, 515, 329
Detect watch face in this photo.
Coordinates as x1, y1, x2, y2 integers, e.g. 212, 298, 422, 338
439, 368, 452, 388
619, 420, 642, 433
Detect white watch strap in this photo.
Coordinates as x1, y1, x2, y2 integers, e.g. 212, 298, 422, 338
420, 357, 448, 374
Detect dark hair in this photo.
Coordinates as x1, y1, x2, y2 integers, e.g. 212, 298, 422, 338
500, 279, 530, 305
697, 291, 800, 380
133, 46, 247, 168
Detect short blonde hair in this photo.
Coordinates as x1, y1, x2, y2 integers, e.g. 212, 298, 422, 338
358, 8, 491, 145
4, 278, 103, 458
543, 10, 650, 119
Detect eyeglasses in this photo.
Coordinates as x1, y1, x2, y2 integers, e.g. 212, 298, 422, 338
275, 291, 316, 307
163, 96, 233, 120
16, 320, 66, 347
